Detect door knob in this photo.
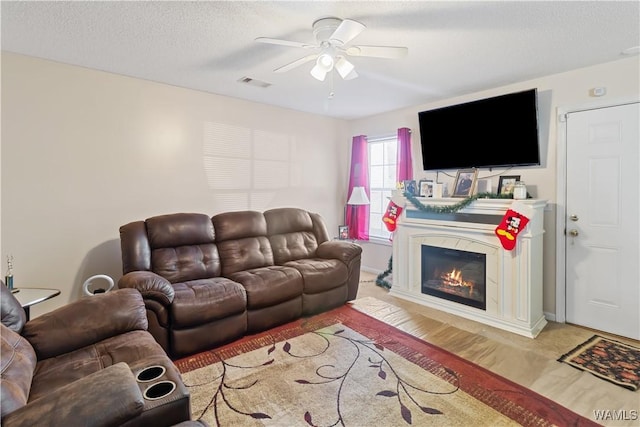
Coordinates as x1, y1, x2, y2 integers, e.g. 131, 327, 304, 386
568, 229, 579, 237
570, 215, 579, 222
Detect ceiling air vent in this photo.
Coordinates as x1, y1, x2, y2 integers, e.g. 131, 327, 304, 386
238, 77, 271, 88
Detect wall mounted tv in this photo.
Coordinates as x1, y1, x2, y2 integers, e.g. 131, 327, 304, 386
418, 88, 540, 170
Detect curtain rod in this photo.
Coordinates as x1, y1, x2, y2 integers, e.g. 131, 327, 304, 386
368, 133, 396, 143
367, 128, 411, 143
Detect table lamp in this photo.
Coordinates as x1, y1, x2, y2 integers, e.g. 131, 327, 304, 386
347, 186, 370, 206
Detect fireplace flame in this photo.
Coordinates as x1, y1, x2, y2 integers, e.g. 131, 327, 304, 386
448, 269, 461, 282
442, 269, 473, 290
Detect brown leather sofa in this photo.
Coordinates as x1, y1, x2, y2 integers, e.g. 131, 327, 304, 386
0, 284, 192, 427
119, 207, 362, 358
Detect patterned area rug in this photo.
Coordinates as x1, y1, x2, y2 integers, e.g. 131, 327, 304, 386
175, 305, 598, 426
558, 335, 640, 392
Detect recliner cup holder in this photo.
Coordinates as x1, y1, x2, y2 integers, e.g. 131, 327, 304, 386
136, 365, 166, 382
143, 380, 176, 401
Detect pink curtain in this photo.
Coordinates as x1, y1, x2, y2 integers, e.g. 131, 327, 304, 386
397, 127, 413, 182
346, 135, 370, 240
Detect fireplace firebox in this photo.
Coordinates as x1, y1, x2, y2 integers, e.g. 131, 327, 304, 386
421, 245, 486, 310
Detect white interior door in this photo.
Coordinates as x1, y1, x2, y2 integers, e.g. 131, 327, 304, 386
565, 102, 639, 340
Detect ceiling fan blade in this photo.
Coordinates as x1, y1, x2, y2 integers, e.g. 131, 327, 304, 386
346, 45, 408, 59
329, 19, 366, 46
255, 37, 316, 49
274, 54, 318, 73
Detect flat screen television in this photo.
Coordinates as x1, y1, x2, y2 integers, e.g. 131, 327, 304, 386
418, 89, 540, 170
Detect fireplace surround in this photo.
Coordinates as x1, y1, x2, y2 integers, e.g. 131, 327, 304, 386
390, 195, 547, 338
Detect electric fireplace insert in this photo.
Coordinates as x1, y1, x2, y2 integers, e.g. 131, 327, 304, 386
421, 245, 486, 310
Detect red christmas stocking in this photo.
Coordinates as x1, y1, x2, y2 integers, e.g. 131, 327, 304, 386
495, 201, 533, 250
382, 200, 403, 232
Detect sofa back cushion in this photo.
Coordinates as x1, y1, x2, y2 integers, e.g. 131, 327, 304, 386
264, 208, 322, 264
213, 211, 274, 276
1, 324, 36, 417
0, 284, 27, 333
145, 213, 222, 283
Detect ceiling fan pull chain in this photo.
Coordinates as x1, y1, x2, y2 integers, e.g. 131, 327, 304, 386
328, 71, 335, 99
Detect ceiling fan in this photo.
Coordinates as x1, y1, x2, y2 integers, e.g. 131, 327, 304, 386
255, 17, 408, 82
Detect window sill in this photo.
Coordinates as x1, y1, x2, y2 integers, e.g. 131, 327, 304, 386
362, 236, 393, 246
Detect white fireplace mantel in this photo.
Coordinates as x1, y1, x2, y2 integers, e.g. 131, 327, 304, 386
390, 195, 547, 338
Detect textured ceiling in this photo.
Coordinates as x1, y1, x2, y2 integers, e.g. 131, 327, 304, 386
2, 1, 639, 119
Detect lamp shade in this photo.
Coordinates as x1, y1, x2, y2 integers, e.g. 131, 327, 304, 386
347, 186, 370, 205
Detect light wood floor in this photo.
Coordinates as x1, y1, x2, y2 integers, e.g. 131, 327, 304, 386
353, 271, 640, 427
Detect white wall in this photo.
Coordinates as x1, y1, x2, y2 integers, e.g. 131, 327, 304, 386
350, 56, 640, 316
1, 53, 350, 316
3, 52, 638, 319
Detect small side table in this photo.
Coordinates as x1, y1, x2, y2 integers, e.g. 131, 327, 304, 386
13, 288, 61, 321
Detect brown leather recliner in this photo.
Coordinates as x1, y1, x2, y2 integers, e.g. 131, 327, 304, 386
0, 284, 192, 427
119, 207, 362, 359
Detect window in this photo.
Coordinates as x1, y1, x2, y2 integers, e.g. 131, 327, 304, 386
368, 136, 397, 240
203, 122, 298, 213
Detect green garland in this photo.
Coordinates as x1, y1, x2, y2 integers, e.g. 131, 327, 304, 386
375, 255, 393, 289
403, 191, 514, 213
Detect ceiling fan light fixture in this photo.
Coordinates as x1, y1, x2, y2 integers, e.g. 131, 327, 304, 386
310, 64, 328, 81
310, 53, 335, 81
335, 56, 357, 80
317, 53, 334, 71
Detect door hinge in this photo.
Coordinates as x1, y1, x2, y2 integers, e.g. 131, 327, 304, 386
558, 113, 567, 123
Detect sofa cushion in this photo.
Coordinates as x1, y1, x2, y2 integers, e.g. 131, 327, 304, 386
213, 211, 267, 241
1, 283, 27, 333
265, 208, 314, 235
265, 208, 319, 264
22, 289, 148, 360
171, 278, 246, 328
1, 324, 37, 418
228, 266, 303, 310
147, 213, 215, 249
28, 330, 164, 402
4, 362, 145, 427
213, 211, 275, 276
152, 244, 221, 283
284, 259, 348, 294
146, 213, 221, 283
217, 237, 274, 276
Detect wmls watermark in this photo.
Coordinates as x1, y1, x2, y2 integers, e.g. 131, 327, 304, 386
593, 409, 638, 422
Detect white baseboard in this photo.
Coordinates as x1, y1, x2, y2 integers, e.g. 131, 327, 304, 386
361, 266, 384, 275
544, 311, 557, 322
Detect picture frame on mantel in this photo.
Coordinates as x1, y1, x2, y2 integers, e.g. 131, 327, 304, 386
452, 168, 478, 198
418, 179, 434, 197
497, 175, 520, 195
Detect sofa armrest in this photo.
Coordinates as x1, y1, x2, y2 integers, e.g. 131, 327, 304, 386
118, 271, 175, 305
2, 362, 144, 427
21, 288, 148, 360
316, 240, 362, 263
316, 241, 362, 301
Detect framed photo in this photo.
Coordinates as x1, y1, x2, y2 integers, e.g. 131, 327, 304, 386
403, 180, 417, 196
418, 179, 434, 197
338, 225, 349, 240
497, 175, 521, 195
452, 168, 478, 198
